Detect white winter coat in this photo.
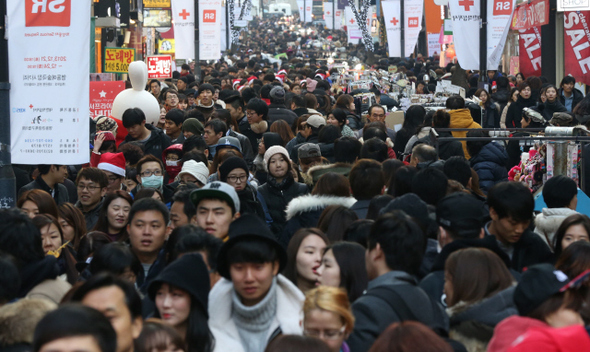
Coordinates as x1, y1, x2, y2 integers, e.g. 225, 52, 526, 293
534, 207, 579, 248
208, 274, 305, 352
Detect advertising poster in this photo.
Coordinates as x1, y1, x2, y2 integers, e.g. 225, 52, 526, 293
147, 55, 173, 79
405, 0, 424, 55
104, 48, 135, 73
345, 6, 363, 44
90, 81, 125, 120
199, 0, 222, 60
172, 0, 195, 59
7, 0, 91, 164
519, 26, 542, 78
564, 11, 590, 85
382, 0, 402, 57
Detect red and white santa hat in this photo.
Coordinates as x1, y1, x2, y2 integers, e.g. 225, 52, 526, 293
97, 152, 126, 177
315, 72, 327, 80
237, 85, 246, 92
247, 76, 258, 86
232, 79, 241, 89
278, 69, 288, 76
276, 74, 286, 84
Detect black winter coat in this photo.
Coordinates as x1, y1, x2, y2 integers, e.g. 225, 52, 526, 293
437, 131, 465, 160
259, 175, 309, 237
394, 128, 414, 159
120, 124, 172, 159
470, 142, 508, 194
492, 89, 511, 115
538, 100, 568, 122
346, 112, 363, 130
505, 96, 536, 128
482, 228, 554, 272
267, 103, 298, 127
558, 87, 584, 112
481, 103, 501, 128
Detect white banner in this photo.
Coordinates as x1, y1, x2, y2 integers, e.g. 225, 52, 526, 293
345, 6, 362, 44
305, 0, 313, 22
7, 0, 90, 164
382, 1, 402, 57
297, 0, 304, 21
172, 0, 195, 60
325, 2, 334, 29
487, 0, 515, 69
428, 32, 441, 56
199, 0, 222, 60
449, 0, 481, 69
221, 4, 227, 51
404, 0, 424, 55
334, 8, 343, 29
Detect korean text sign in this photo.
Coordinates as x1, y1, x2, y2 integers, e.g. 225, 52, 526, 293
147, 55, 173, 79
104, 48, 136, 73
7, 0, 91, 164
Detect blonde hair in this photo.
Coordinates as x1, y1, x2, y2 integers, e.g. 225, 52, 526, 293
303, 286, 355, 332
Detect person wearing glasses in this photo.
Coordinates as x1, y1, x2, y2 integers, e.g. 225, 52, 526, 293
219, 156, 267, 221
303, 286, 355, 352
163, 89, 179, 113
119, 108, 172, 160
131, 155, 174, 204
75, 167, 109, 231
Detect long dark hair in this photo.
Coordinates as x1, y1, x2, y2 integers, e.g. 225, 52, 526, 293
93, 191, 133, 242
326, 242, 369, 302
403, 105, 426, 135
58, 202, 87, 251
317, 205, 358, 243
153, 284, 214, 352
283, 228, 329, 287
554, 214, 590, 257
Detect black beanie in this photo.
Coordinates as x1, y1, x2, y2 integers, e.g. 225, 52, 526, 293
263, 132, 284, 148
219, 156, 249, 182
147, 253, 210, 318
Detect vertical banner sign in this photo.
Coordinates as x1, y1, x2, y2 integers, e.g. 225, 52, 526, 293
90, 81, 125, 120
345, 6, 363, 44
449, 0, 481, 70
147, 55, 173, 79
297, 0, 304, 21
404, 0, 424, 55
220, 3, 227, 51
564, 11, 590, 86
306, 1, 313, 22
518, 27, 542, 78
172, 0, 195, 60
7, 0, 91, 164
487, 0, 515, 69
382, 0, 402, 57
199, 0, 222, 60
425, 0, 444, 41
325, 2, 334, 29
335, 9, 343, 29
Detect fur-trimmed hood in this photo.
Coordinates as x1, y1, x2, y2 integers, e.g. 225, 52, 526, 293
285, 194, 357, 220
0, 299, 57, 346
534, 207, 579, 246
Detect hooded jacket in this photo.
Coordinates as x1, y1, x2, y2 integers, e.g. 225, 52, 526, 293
481, 103, 501, 129
0, 299, 57, 352
19, 256, 72, 305
307, 162, 352, 186
404, 127, 432, 154
447, 286, 518, 352
534, 207, 579, 247
492, 89, 511, 114
487, 316, 548, 352
208, 275, 304, 352
470, 142, 508, 194
259, 175, 309, 237
280, 194, 357, 247
558, 87, 584, 112
267, 103, 298, 127
120, 124, 172, 160
448, 109, 482, 159
346, 111, 363, 130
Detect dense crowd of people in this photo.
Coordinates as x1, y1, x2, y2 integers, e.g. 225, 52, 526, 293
5, 21, 590, 352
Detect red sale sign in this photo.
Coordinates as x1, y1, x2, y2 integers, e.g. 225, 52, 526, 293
519, 27, 542, 78
147, 55, 173, 79
90, 81, 125, 120
564, 11, 590, 85
510, 0, 548, 30
26, 0, 71, 27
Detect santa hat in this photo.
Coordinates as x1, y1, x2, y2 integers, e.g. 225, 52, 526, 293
97, 152, 126, 177
237, 85, 246, 92
315, 73, 326, 80
278, 69, 288, 76
276, 74, 286, 84
232, 79, 241, 89
247, 76, 258, 86
492, 81, 497, 90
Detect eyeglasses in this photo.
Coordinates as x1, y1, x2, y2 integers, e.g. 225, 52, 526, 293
77, 184, 101, 191
141, 170, 163, 177
227, 175, 248, 183
304, 325, 346, 340
108, 176, 121, 183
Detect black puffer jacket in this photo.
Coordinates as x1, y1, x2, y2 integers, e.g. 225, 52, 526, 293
491, 89, 511, 114
259, 175, 309, 238
505, 95, 536, 128
346, 112, 363, 130
470, 142, 508, 194
538, 100, 568, 122
481, 103, 501, 129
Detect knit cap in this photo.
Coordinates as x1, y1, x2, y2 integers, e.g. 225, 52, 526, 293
219, 156, 249, 182
182, 118, 204, 136
264, 146, 290, 172
177, 160, 209, 185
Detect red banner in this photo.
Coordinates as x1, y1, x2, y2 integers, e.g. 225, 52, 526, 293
564, 11, 590, 86
510, 0, 549, 30
519, 27, 542, 78
90, 81, 125, 120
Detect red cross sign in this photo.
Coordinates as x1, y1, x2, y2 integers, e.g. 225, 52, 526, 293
390, 17, 399, 26
459, 0, 474, 11
179, 9, 190, 20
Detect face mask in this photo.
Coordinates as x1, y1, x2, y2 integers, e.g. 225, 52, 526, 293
141, 175, 164, 189
166, 164, 182, 179
166, 160, 179, 167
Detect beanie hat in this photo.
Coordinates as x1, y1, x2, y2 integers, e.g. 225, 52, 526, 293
94, 131, 116, 142
197, 83, 215, 97
219, 156, 249, 182
177, 160, 209, 185
216, 214, 287, 280
380, 193, 428, 221
97, 152, 126, 177
306, 78, 318, 92
182, 118, 204, 136
269, 86, 286, 101
147, 253, 210, 318
262, 132, 284, 149
95, 116, 118, 133
264, 146, 290, 172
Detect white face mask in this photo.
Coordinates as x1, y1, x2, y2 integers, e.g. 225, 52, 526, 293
166, 160, 179, 167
